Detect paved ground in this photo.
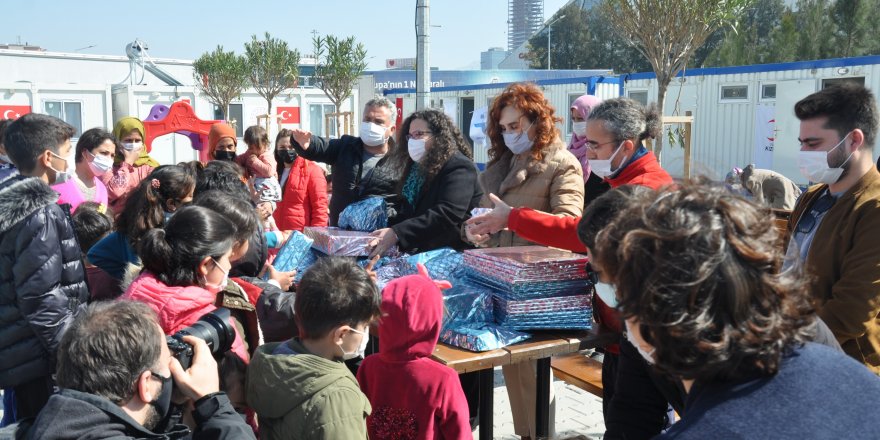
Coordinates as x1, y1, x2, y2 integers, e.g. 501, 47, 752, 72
475, 366, 606, 440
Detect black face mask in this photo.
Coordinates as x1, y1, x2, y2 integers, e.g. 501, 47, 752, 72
281, 149, 298, 164
149, 371, 174, 426
214, 150, 237, 162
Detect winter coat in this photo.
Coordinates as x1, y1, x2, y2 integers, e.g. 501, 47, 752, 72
0, 175, 89, 388
740, 164, 802, 210
292, 134, 400, 226
101, 162, 153, 215
605, 151, 671, 190
478, 138, 584, 247
787, 167, 880, 373
52, 176, 108, 212
87, 231, 138, 284
28, 388, 254, 439
247, 338, 371, 440
274, 156, 329, 231
122, 272, 249, 363
357, 275, 471, 440
390, 151, 483, 253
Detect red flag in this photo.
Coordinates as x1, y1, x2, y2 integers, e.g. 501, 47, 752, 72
277, 106, 300, 124
0, 105, 31, 120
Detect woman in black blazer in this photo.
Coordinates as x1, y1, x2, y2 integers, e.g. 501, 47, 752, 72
368, 109, 483, 257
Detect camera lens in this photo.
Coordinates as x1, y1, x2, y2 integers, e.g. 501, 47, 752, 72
177, 308, 235, 355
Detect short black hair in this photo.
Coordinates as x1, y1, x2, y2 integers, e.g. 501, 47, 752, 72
196, 160, 249, 200
138, 205, 236, 287
194, 190, 260, 245
795, 83, 879, 148
577, 185, 654, 250
75, 128, 118, 163
56, 301, 163, 404
295, 257, 381, 339
0, 119, 13, 148
4, 113, 76, 172
72, 201, 113, 253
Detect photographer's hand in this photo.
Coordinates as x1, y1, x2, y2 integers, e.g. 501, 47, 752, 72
169, 335, 220, 401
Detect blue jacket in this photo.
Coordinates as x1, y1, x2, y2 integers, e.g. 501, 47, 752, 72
87, 231, 138, 282
659, 343, 880, 439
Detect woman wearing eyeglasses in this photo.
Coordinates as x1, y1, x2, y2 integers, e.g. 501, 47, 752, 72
367, 109, 482, 257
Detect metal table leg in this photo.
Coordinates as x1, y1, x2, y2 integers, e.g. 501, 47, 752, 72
535, 357, 551, 438
479, 368, 494, 440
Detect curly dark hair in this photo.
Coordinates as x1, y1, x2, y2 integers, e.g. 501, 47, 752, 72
486, 82, 562, 166
389, 109, 473, 193
593, 182, 815, 383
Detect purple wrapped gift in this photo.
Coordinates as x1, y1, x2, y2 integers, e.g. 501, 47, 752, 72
303, 226, 398, 257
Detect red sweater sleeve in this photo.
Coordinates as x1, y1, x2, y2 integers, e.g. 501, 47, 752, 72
438, 370, 473, 440
508, 207, 587, 253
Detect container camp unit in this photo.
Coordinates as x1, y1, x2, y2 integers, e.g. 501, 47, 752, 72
378, 72, 621, 167
0, 47, 349, 167
623, 55, 880, 184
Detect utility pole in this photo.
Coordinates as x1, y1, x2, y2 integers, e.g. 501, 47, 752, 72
547, 15, 565, 70
416, 0, 430, 110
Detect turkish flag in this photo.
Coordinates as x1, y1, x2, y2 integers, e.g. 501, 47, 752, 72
0, 105, 31, 120
277, 106, 300, 124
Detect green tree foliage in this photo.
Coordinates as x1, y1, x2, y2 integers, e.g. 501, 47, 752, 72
312, 34, 368, 133
525, 2, 651, 72
244, 32, 300, 118
704, 0, 785, 66
192, 46, 249, 121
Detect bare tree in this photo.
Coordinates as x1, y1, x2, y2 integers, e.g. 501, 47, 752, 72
192, 45, 249, 121
312, 34, 368, 133
244, 32, 300, 119
601, 0, 751, 160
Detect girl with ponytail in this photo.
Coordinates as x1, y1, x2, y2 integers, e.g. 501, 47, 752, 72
87, 165, 195, 295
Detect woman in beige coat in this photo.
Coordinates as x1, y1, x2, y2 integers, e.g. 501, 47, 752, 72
469, 82, 584, 439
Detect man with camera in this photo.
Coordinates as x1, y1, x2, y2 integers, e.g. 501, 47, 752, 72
26, 301, 255, 439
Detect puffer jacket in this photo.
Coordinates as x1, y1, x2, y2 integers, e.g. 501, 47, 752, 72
122, 272, 249, 363
478, 138, 584, 247
274, 156, 329, 231
0, 175, 89, 388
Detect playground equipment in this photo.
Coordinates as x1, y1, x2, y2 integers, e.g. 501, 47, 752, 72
143, 101, 221, 163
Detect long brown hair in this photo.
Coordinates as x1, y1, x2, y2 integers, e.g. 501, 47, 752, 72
486, 82, 562, 165
389, 109, 473, 194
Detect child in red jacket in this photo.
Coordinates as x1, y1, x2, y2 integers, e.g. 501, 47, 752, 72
357, 272, 470, 440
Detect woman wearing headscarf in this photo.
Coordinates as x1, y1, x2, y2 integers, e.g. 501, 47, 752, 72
207, 122, 239, 163
569, 94, 611, 208
102, 116, 159, 213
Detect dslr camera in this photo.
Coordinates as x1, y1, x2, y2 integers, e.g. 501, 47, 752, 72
166, 308, 236, 370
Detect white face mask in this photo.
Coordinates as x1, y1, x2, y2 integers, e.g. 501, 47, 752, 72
339, 327, 369, 360
121, 141, 142, 152
359, 121, 389, 147
797, 133, 853, 184
502, 121, 534, 155
88, 153, 114, 176
593, 282, 618, 308
204, 258, 229, 294
572, 121, 587, 137
625, 320, 656, 364
591, 141, 627, 179
408, 138, 427, 162
49, 151, 71, 184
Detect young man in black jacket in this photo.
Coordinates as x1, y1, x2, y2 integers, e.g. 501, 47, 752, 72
290, 97, 401, 226
28, 301, 255, 439
0, 113, 90, 420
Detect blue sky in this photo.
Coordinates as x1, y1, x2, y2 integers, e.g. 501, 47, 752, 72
4, 0, 569, 70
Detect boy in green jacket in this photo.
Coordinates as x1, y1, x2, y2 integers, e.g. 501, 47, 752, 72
247, 257, 381, 440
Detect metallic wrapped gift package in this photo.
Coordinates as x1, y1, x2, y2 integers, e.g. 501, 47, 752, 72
439, 322, 531, 352
442, 278, 496, 324
303, 226, 398, 257
271, 231, 314, 274
293, 248, 322, 283
495, 294, 593, 330
404, 247, 465, 281
338, 197, 388, 232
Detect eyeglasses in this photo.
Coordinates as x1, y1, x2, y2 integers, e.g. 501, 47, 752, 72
584, 262, 599, 285
585, 139, 618, 151
406, 131, 433, 140
795, 193, 836, 235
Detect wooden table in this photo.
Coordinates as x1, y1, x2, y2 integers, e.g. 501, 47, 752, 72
432, 327, 617, 440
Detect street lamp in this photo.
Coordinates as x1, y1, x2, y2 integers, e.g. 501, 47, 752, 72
547, 15, 566, 70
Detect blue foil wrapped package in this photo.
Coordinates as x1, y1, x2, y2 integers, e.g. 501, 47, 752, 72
338, 197, 387, 232
405, 248, 465, 281
442, 278, 496, 324
303, 226, 398, 257
439, 322, 531, 352
271, 231, 314, 274
293, 248, 322, 283
495, 294, 593, 330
